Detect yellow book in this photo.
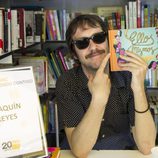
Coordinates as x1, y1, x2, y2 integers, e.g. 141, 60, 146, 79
96, 6, 123, 17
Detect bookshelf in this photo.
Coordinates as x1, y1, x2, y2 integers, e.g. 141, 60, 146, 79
0, 0, 158, 147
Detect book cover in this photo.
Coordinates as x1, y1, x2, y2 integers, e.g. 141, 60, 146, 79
47, 147, 60, 158
0, 67, 48, 158
108, 27, 158, 71
18, 56, 48, 95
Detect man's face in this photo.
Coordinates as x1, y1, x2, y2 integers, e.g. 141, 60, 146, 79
72, 26, 109, 72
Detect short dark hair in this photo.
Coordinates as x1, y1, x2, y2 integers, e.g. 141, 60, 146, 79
66, 14, 108, 55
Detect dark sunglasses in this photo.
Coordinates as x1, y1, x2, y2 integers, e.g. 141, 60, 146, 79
72, 32, 106, 50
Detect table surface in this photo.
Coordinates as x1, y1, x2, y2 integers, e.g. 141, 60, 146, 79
59, 150, 152, 158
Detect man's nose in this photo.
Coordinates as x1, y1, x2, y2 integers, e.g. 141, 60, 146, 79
89, 39, 96, 49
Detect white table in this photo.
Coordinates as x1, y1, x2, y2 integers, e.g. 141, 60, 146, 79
60, 150, 152, 158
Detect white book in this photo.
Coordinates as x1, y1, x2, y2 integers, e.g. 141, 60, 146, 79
62, 9, 67, 40
11, 9, 19, 51
125, 5, 129, 29
128, 1, 133, 29
7, 8, 11, 52
132, 1, 137, 28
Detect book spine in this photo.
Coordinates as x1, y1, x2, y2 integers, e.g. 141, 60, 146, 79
141, 2, 144, 27
128, 1, 133, 28
151, 69, 157, 87
50, 52, 61, 77
42, 11, 46, 42
4, 9, 8, 52
0, 9, 4, 54
137, 0, 141, 28
7, 8, 11, 52
116, 12, 121, 29
11, 9, 19, 51
17, 8, 25, 48
121, 15, 125, 29
125, 5, 129, 29
52, 10, 61, 40
144, 4, 148, 27
111, 12, 117, 29
132, 1, 137, 28
46, 10, 53, 40
45, 49, 58, 80
34, 11, 43, 42
58, 50, 68, 71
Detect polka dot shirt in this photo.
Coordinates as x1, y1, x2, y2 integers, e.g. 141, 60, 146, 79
55, 66, 136, 149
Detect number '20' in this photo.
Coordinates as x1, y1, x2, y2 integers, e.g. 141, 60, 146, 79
2, 141, 12, 150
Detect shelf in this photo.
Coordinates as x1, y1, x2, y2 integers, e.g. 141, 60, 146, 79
0, 52, 12, 60
146, 87, 158, 90
11, 42, 41, 53
45, 40, 66, 43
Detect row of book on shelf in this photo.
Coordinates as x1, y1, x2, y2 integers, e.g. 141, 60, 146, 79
1, 0, 158, 55
97, 0, 158, 30
0, 7, 67, 55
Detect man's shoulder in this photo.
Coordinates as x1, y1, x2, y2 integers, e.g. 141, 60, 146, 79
56, 66, 80, 90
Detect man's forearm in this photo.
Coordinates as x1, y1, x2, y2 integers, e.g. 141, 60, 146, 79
70, 98, 106, 157
132, 87, 156, 155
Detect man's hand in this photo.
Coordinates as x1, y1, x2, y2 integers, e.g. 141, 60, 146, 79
118, 51, 147, 91
88, 53, 111, 104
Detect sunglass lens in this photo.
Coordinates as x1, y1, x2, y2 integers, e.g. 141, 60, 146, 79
93, 32, 106, 44
75, 38, 89, 49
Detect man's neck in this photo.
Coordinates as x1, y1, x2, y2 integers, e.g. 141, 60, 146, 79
81, 65, 97, 79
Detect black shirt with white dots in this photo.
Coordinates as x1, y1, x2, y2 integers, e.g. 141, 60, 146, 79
56, 66, 136, 149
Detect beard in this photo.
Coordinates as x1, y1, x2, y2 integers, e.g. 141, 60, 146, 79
82, 48, 108, 74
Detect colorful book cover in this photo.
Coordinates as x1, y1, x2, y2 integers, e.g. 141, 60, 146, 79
108, 27, 158, 71
47, 147, 60, 158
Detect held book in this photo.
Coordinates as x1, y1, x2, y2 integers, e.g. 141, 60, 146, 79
0, 66, 48, 158
108, 27, 158, 71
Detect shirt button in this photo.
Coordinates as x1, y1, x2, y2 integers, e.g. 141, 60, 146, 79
102, 118, 104, 122
102, 134, 105, 138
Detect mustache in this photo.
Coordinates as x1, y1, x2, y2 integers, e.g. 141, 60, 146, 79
85, 49, 105, 59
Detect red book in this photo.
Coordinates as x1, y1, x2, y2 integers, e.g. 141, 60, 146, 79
17, 8, 25, 48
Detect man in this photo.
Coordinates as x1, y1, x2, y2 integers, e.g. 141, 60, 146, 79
55, 14, 156, 158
